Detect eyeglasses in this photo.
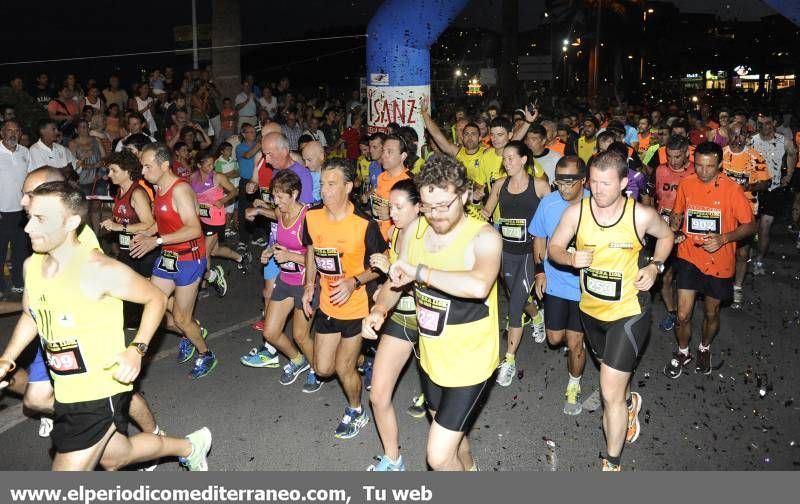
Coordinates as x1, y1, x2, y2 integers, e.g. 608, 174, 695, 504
420, 195, 461, 214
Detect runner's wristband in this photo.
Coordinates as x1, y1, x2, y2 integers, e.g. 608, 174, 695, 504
415, 264, 425, 283
0, 358, 16, 372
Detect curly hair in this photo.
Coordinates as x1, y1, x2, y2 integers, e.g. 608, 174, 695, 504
415, 153, 468, 195
104, 149, 142, 181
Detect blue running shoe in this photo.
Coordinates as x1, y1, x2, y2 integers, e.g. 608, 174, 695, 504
240, 346, 280, 368
189, 351, 218, 379
302, 371, 323, 393
177, 325, 209, 363
367, 454, 405, 471
279, 356, 310, 385
363, 358, 374, 391
659, 312, 677, 331
334, 406, 369, 439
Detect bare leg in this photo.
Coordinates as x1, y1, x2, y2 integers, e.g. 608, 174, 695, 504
599, 364, 631, 459
370, 335, 414, 460
334, 335, 363, 408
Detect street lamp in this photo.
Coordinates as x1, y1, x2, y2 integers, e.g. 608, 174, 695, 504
454, 69, 462, 77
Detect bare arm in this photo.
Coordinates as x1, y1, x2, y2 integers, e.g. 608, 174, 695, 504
125, 187, 155, 234
533, 236, 547, 265
419, 96, 459, 157
547, 203, 584, 267
0, 264, 39, 381
480, 176, 505, 220
534, 177, 551, 198
215, 172, 238, 206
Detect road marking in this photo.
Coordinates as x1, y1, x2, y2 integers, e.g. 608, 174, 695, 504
0, 318, 259, 436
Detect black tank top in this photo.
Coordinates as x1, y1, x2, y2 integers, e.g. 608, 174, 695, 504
498, 175, 539, 254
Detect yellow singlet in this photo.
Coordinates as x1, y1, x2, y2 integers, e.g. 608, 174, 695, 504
407, 216, 499, 386
576, 197, 644, 321
25, 246, 129, 403
577, 137, 597, 164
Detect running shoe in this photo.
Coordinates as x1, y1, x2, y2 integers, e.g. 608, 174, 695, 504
10, 286, 23, 294
334, 406, 369, 439
240, 346, 280, 368
659, 312, 677, 331
210, 265, 227, 297
38, 416, 53, 438
563, 383, 582, 416
237, 250, 253, 275
179, 427, 212, 471
280, 356, 310, 385
732, 286, 744, 306
367, 454, 406, 471
225, 228, 237, 239
663, 351, 692, 379
496, 359, 516, 387
406, 395, 427, 418
752, 260, 765, 276
252, 319, 265, 331
189, 351, 218, 379
177, 325, 208, 364
695, 348, 712, 375
363, 358, 374, 391
302, 371, 323, 393
531, 310, 546, 343
626, 391, 642, 444
601, 458, 621, 472
251, 237, 268, 247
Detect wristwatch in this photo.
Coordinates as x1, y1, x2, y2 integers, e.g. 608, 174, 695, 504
649, 260, 665, 274
128, 342, 148, 356
353, 276, 363, 289
156, 236, 164, 246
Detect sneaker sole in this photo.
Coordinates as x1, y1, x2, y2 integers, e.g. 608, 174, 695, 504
302, 382, 324, 394
496, 377, 513, 387
239, 357, 280, 369
190, 359, 218, 379
334, 415, 369, 439
563, 401, 582, 416
177, 347, 196, 364
627, 392, 642, 444
406, 410, 427, 419
280, 363, 311, 385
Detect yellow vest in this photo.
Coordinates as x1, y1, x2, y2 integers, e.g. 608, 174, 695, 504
577, 137, 597, 164
407, 217, 499, 386
457, 146, 488, 221
25, 245, 129, 403
576, 197, 644, 321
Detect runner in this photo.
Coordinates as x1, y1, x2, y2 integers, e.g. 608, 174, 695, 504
301, 158, 387, 439
0, 181, 211, 471
721, 123, 770, 307
386, 153, 501, 471
480, 141, 550, 385
129, 143, 216, 379
190, 151, 252, 287
373, 134, 411, 239
362, 179, 423, 471
241, 170, 322, 392
664, 142, 756, 378
654, 135, 695, 332
548, 150, 674, 471
530, 155, 589, 415
748, 111, 797, 275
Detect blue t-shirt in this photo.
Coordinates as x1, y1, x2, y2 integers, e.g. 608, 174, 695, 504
309, 170, 321, 204
368, 160, 382, 188
623, 124, 638, 146
236, 142, 257, 180
287, 161, 314, 205
528, 189, 589, 302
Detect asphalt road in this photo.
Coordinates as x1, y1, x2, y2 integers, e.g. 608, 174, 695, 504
1, 225, 798, 471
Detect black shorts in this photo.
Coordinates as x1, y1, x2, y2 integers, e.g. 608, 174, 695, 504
581, 305, 651, 373
674, 258, 733, 302
271, 277, 318, 311
543, 294, 583, 333
382, 314, 419, 344
758, 189, 786, 218
313, 309, 362, 338
419, 368, 492, 432
52, 392, 131, 453
202, 222, 226, 237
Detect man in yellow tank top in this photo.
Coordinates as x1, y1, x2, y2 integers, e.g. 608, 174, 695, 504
384, 154, 502, 471
548, 150, 673, 471
0, 181, 212, 471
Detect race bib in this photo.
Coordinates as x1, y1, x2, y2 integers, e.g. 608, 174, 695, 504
314, 247, 343, 277
370, 194, 389, 221
260, 188, 272, 204
498, 218, 527, 242
659, 208, 672, 223
118, 232, 132, 249
198, 204, 211, 218
724, 169, 748, 187
396, 294, 416, 315
415, 289, 451, 338
686, 208, 721, 235
44, 339, 87, 376
583, 268, 623, 302
157, 250, 179, 273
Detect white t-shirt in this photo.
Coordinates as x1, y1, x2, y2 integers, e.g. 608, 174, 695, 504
30, 139, 76, 170
533, 149, 562, 183
235, 92, 257, 117
0, 142, 35, 212
135, 96, 158, 133
303, 129, 328, 148
258, 95, 278, 118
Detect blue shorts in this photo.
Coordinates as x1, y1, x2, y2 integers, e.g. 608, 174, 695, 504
263, 256, 280, 281
151, 256, 207, 286
28, 346, 50, 383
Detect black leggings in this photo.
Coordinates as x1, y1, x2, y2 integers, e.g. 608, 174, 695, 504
581, 305, 651, 373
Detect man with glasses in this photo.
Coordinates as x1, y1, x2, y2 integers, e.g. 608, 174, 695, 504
530, 155, 589, 415
748, 111, 797, 275
721, 123, 770, 307
385, 153, 501, 470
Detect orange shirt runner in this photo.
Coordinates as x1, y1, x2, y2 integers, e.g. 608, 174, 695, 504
372, 169, 410, 239
655, 162, 695, 218
721, 146, 769, 214
302, 202, 387, 320
673, 173, 754, 279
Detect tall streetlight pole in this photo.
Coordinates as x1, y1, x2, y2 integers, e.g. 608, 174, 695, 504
191, 0, 199, 70
640, 8, 654, 81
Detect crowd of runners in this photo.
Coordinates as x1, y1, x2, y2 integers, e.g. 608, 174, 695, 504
1, 71, 799, 471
